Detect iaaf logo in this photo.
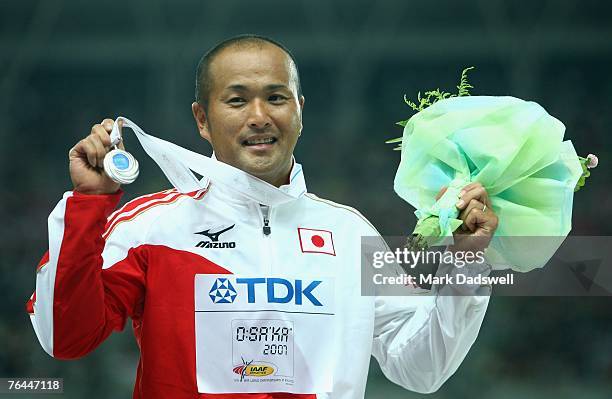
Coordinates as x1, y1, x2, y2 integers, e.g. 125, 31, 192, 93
195, 224, 236, 248
209, 277, 323, 306
233, 358, 275, 381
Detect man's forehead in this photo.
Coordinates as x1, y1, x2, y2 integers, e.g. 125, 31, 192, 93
209, 44, 296, 89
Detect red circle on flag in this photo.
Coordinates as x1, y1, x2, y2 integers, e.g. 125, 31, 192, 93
311, 235, 325, 248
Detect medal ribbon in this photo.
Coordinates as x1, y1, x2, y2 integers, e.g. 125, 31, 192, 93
108, 116, 305, 206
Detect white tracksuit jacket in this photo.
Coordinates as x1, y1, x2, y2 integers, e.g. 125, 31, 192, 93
27, 160, 490, 399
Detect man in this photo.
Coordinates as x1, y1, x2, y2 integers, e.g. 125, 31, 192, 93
26, 35, 498, 398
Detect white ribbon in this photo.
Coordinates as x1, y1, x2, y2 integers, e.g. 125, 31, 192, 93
108, 116, 304, 207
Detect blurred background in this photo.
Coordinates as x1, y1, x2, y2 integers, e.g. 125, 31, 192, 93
1, 0, 611, 398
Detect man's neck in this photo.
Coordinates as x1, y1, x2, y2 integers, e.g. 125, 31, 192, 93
210, 152, 294, 188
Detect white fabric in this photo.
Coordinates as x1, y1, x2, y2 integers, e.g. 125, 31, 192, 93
30, 191, 74, 356
195, 274, 335, 393
110, 117, 305, 206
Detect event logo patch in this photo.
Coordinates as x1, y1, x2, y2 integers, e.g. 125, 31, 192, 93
233, 358, 276, 381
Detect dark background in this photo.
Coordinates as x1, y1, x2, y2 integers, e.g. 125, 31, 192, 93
1, 0, 611, 398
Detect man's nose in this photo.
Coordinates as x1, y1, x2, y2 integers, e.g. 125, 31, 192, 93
247, 99, 272, 130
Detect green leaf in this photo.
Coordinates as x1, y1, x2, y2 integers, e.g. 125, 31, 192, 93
401, 67, 476, 114
457, 66, 475, 97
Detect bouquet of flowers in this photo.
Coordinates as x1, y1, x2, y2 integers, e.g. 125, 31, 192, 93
388, 68, 598, 272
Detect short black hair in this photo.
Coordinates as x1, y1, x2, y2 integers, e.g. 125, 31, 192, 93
195, 34, 302, 108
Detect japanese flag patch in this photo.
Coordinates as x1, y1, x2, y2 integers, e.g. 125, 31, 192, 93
298, 228, 336, 256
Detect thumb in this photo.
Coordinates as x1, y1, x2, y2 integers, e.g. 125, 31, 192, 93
117, 119, 125, 150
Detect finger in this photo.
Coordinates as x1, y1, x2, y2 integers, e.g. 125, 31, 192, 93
463, 207, 482, 233
459, 198, 485, 223
459, 182, 487, 200
95, 120, 127, 150
464, 207, 498, 235
469, 183, 491, 207
88, 135, 108, 168
456, 185, 489, 209
102, 118, 114, 133
117, 119, 125, 150
459, 182, 480, 196
103, 118, 123, 134
91, 124, 112, 147
435, 186, 448, 201
100, 119, 126, 150
73, 138, 97, 168
83, 136, 101, 168
68, 143, 80, 159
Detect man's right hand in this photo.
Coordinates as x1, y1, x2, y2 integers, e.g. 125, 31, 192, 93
69, 118, 124, 195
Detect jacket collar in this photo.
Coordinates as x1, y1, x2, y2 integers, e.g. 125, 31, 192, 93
205, 152, 307, 206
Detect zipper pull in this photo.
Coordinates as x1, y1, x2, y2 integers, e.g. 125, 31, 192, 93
263, 219, 271, 236
261, 205, 271, 236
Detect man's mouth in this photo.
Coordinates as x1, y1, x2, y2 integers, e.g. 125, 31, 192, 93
242, 137, 277, 147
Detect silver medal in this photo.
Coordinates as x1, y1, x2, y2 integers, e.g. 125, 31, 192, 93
103, 144, 139, 185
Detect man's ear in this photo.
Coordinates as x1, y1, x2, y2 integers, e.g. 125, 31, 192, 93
191, 102, 211, 143
298, 95, 305, 136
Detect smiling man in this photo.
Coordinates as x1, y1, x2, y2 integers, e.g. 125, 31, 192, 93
27, 35, 497, 399
191, 38, 305, 187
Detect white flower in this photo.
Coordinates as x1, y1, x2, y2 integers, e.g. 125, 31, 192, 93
586, 154, 599, 169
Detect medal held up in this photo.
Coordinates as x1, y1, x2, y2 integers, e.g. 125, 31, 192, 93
103, 120, 139, 185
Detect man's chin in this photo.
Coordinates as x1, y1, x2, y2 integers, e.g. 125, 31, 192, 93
239, 157, 290, 185
244, 165, 277, 181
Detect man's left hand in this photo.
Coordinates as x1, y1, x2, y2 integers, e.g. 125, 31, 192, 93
436, 182, 499, 252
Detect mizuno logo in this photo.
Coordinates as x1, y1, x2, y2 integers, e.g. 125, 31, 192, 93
195, 224, 235, 242
195, 224, 236, 249
197, 241, 236, 248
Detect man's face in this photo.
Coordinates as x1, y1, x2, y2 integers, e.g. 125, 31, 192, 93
192, 44, 305, 187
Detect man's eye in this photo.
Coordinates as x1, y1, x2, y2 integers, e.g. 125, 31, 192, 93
228, 97, 246, 104
269, 95, 287, 103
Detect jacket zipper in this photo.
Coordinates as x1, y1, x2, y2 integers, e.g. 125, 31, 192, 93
261, 205, 271, 236
259, 204, 273, 274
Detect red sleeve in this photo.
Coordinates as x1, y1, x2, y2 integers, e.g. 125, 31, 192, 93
28, 190, 147, 359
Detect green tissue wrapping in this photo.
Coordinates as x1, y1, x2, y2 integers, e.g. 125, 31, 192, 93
393, 96, 583, 272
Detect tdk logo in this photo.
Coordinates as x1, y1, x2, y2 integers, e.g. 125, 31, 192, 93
209, 278, 237, 303
209, 277, 323, 306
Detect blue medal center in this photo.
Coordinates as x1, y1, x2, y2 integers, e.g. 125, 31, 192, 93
112, 153, 130, 170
